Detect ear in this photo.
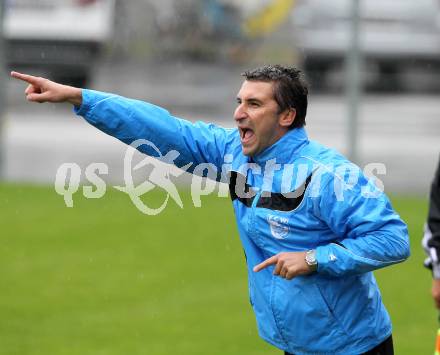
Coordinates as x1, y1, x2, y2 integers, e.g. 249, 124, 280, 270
279, 108, 296, 128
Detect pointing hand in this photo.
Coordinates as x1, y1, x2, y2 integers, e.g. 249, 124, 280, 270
10, 71, 83, 106
253, 252, 312, 280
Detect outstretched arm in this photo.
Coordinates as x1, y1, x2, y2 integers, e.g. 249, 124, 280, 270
11, 71, 236, 177
10, 71, 82, 106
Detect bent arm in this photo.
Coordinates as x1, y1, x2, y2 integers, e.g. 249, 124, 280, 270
314, 172, 410, 277
423, 156, 440, 277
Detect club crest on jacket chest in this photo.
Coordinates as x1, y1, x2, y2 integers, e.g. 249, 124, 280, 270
267, 214, 290, 239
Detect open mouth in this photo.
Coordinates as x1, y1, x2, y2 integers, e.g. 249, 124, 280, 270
240, 127, 255, 145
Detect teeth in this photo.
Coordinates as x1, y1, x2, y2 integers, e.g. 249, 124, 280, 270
243, 129, 254, 141
240, 127, 253, 140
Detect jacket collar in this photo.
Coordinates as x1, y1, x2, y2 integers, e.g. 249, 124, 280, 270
251, 127, 309, 165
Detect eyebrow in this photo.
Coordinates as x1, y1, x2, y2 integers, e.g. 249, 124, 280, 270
236, 97, 264, 104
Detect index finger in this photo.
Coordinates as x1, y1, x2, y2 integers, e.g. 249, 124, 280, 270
253, 255, 279, 272
10, 71, 41, 85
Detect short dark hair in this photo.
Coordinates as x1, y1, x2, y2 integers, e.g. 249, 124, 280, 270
242, 65, 308, 129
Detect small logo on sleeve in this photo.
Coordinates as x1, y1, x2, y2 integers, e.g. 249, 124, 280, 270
329, 253, 337, 261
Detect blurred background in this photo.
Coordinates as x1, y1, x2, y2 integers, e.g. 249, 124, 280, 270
0, 1, 440, 354
1, 0, 439, 190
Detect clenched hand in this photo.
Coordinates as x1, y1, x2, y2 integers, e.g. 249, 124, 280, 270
432, 279, 440, 309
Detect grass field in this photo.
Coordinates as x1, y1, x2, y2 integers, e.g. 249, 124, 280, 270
0, 183, 435, 355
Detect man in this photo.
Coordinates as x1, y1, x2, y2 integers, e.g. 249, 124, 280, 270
423, 156, 440, 308
11, 65, 409, 355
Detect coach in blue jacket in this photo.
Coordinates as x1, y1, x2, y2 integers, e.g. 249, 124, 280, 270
11, 65, 409, 355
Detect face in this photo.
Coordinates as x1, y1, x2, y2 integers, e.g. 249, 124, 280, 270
234, 80, 292, 156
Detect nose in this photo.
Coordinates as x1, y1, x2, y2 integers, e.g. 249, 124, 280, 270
234, 104, 247, 122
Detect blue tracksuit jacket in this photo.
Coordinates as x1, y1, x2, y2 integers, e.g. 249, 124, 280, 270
74, 90, 410, 355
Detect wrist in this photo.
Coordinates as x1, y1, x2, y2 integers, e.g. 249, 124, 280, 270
67, 87, 83, 107
305, 249, 318, 272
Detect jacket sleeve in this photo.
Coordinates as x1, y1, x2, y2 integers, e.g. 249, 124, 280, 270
74, 89, 235, 179
422, 155, 440, 278
314, 168, 410, 277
